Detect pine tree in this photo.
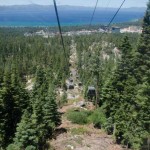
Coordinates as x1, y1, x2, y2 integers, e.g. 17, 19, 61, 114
26, 66, 61, 148
101, 36, 141, 148
32, 66, 47, 93
0, 90, 5, 148
0, 70, 15, 147
101, 2, 150, 146
10, 109, 38, 149
134, 0, 150, 84
43, 87, 61, 128
102, 36, 134, 114
0, 68, 29, 148
132, 1, 150, 148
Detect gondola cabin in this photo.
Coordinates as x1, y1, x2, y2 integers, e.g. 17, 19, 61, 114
69, 78, 73, 83
76, 75, 79, 79
87, 86, 96, 100
67, 83, 74, 89
78, 82, 82, 86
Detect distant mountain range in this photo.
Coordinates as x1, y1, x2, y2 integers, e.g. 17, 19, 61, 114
0, 5, 146, 27
0, 5, 146, 12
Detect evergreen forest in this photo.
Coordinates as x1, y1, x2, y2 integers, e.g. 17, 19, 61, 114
0, 1, 150, 150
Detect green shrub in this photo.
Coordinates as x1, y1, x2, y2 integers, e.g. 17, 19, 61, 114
7, 144, 20, 150
25, 145, 36, 150
67, 110, 91, 125
88, 108, 107, 128
66, 109, 108, 127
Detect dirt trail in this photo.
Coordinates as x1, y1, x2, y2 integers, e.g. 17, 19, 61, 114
49, 40, 123, 150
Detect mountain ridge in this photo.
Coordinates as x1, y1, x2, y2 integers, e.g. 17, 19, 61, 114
0, 4, 146, 11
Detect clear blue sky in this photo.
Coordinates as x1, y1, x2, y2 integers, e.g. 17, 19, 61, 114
0, 0, 149, 8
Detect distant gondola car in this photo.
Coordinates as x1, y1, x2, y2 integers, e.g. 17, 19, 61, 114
76, 75, 79, 79
67, 83, 74, 89
70, 73, 73, 76
87, 86, 96, 100
78, 82, 82, 86
69, 78, 73, 83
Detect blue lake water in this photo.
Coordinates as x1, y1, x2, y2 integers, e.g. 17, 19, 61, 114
0, 8, 145, 27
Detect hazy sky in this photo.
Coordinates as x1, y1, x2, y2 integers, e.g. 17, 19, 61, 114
0, 0, 149, 8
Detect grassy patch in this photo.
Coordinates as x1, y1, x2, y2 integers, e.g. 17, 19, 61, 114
66, 110, 92, 125
66, 108, 107, 130
70, 127, 88, 135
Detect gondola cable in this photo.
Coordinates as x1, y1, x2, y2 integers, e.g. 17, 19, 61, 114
107, 0, 126, 28
88, 0, 99, 30
100, 0, 127, 39
88, 0, 112, 30
53, 0, 68, 68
